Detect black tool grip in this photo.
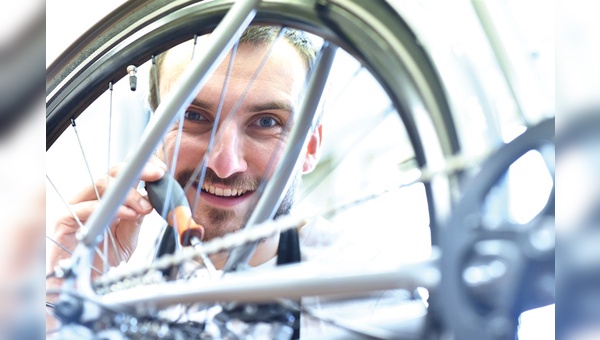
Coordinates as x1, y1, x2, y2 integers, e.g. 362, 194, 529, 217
145, 174, 205, 245
145, 174, 188, 220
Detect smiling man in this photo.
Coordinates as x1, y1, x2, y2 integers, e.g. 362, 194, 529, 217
48, 24, 323, 283
47, 26, 326, 338
148, 26, 323, 268
47, 26, 426, 340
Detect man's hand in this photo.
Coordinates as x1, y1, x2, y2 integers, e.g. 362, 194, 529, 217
47, 156, 166, 275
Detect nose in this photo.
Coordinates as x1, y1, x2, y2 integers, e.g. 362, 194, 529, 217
206, 125, 248, 178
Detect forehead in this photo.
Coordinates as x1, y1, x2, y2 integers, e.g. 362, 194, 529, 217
159, 36, 309, 106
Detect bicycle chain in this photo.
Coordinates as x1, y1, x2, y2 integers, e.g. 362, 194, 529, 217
93, 151, 485, 294
94, 215, 309, 293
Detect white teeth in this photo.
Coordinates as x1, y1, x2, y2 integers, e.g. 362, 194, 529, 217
201, 183, 248, 197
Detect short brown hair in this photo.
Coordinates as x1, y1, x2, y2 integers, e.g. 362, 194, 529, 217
148, 25, 318, 112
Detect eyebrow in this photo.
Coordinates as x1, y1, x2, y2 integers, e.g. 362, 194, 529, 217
191, 99, 293, 113
249, 101, 293, 113
190, 100, 215, 111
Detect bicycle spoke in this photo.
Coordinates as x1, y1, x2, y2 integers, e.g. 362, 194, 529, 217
70, 118, 101, 201
46, 175, 108, 276
151, 55, 161, 109
107, 82, 114, 188
45, 235, 73, 257
191, 34, 199, 61
298, 104, 395, 203
46, 175, 85, 230
150, 55, 182, 262
159, 110, 184, 218
46, 235, 103, 276
223, 41, 338, 272
47, 172, 105, 270
103, 81, 123, 268
86, 146, 489, 293
63, 117, 122, 270
182, 27, 286, 195
44, 0, 489, 336
326, 64, 364, 108
172, 29, 288, 272
185, 41, 240, 247
167, 27, 293, 253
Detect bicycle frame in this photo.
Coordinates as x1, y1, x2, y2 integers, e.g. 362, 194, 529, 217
46, 1, 555, 338
63, 0, 348, 310
101, 250, 440, 310
69, 0, 261, 296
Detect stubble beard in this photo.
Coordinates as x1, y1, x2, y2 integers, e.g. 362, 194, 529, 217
176, 168, 300, 241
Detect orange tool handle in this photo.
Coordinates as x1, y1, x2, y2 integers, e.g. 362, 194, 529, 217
146, 174, 205, 246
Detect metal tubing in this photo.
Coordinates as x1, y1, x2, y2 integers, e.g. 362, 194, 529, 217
223, 43, 338, 272
101, 254, 440, 309
73, 0, 260, 293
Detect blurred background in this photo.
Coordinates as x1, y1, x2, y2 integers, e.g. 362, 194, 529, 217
0, 0, 44, 338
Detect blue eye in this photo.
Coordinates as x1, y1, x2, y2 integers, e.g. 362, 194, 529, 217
256, 117, 277, 128
184, 110, 207, 121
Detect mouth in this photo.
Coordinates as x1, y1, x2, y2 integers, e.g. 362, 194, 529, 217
192, 180, 255, 199
202, 183, 253, 197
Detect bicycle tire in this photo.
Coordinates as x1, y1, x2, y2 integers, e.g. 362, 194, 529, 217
46, 0, 460, 230
47, 0, 462, 337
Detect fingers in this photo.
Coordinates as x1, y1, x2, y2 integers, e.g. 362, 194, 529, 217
70, 160, 166, 204
50, 157, 167, 267
51, 196, 149, 269
56, 199, 147, 232
147, 154, 168, 174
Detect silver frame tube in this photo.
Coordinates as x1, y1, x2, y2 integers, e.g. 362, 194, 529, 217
223, 43, 338, 272
101, 252, 440, 309
72, 0, 261, 296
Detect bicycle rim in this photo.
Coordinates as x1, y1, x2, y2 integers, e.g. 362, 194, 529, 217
46, 0, 461, 337
46, 0, 458, 201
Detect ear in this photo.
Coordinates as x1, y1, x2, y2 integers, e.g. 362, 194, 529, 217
302, 124, 323, 174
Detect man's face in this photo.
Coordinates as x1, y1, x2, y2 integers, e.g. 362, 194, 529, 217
157, 38, 315, 240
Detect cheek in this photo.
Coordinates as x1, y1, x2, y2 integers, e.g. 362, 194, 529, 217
246, 139, 286, 176
164, 131, 209, 169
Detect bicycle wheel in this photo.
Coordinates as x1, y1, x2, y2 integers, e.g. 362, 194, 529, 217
46, 0, 466, 338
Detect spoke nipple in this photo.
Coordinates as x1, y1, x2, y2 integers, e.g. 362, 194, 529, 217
127, 65, 138, 91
